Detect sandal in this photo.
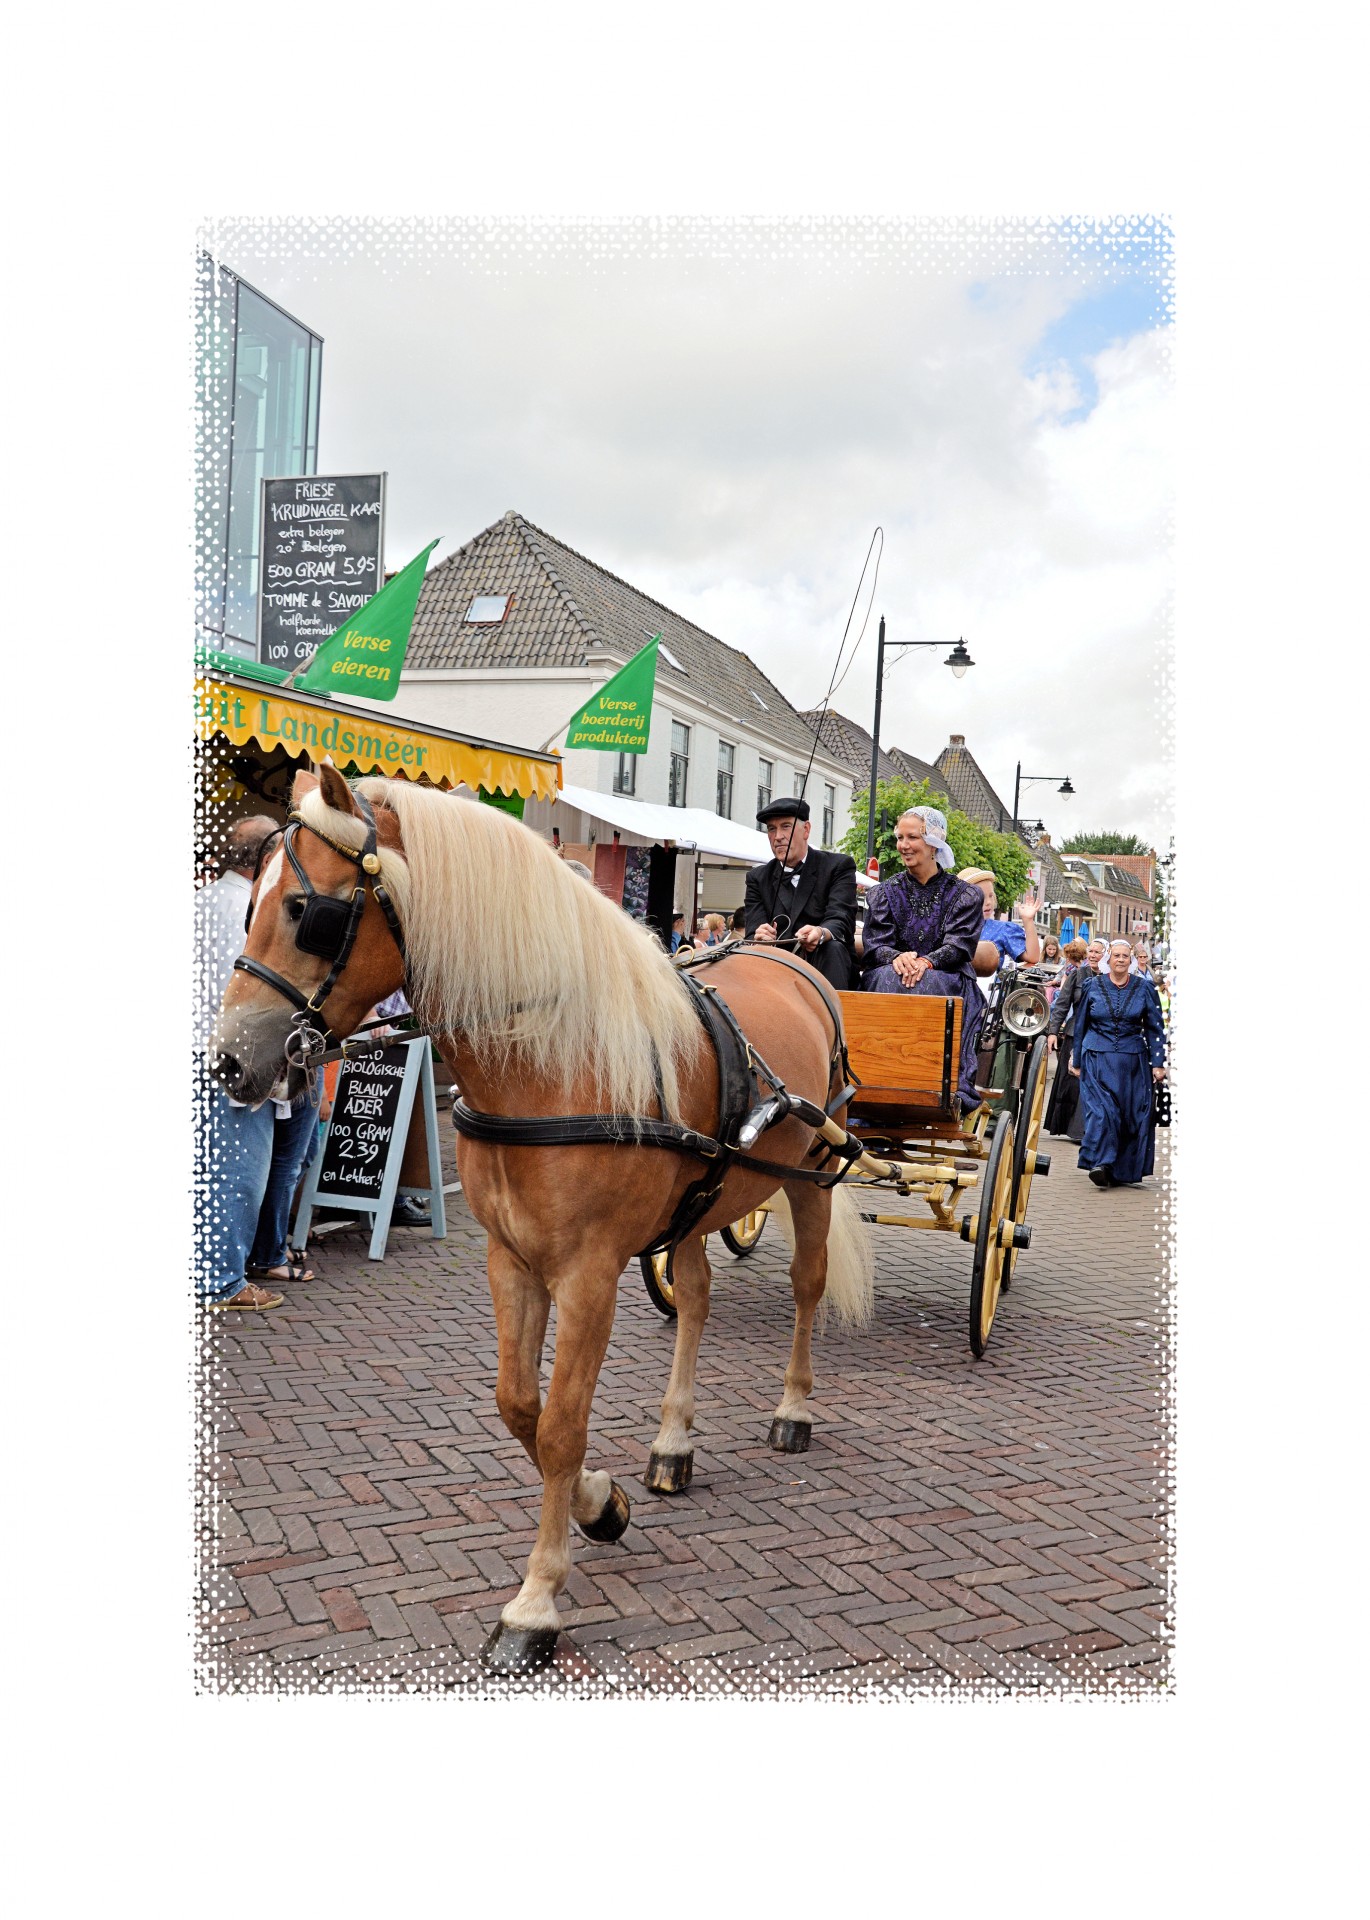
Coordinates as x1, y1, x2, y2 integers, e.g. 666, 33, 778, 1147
247, 1250, 315, 1284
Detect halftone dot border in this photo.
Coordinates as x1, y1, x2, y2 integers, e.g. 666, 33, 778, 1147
191, 214, 1174, 1702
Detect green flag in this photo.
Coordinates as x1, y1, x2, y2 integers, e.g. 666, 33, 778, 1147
563, 635, 660, 753
295, 540, 439, 701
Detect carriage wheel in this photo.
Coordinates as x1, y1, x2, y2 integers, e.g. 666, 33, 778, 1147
968, 1108, 1014, 1359
639, 1247, 677, 1318
720, 1209, 768, 1257
1004, 1036, 1049, 1291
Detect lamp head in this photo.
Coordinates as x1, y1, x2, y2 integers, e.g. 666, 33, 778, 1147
945, 637, 974, 680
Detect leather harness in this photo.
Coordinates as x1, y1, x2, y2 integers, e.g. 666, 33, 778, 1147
451, 943, 863, 1259
234, 784, 865, 1260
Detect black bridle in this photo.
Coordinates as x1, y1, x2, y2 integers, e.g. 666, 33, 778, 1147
233, 791, 408, 1080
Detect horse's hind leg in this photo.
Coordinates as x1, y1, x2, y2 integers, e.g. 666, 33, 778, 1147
484, 1264, 622, 1676
645, 1234, 711, 1494
769, 1182, 831, 1453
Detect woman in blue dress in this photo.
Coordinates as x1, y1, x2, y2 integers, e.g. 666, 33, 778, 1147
859, 806, 986, 1113
1069, 936, 1168, 1187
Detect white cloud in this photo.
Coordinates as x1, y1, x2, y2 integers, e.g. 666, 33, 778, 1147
216, 221, 1173, 847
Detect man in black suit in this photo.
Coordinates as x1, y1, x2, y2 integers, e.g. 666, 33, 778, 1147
744, 797, 857, 989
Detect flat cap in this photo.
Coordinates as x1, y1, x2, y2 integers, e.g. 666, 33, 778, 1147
756, 796, 810, 825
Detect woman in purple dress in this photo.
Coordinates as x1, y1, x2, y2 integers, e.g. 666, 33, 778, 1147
859, 806, 987, 1113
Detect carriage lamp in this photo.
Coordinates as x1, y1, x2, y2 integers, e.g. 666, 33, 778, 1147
1001, 983, 1050, 1040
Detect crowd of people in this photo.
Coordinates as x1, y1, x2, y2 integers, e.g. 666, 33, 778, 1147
725, 794, 1169, 1192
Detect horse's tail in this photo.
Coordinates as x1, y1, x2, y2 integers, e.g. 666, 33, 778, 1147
765, 1184, 875, 1329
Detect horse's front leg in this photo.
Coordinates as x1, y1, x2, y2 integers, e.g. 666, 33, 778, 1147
483, 1263, 623, 1676
644, 1233, 711, 1493
768, 1183, 830, 1453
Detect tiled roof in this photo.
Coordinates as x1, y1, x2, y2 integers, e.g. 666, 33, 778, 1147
1034, 842, 1094, 912
799, 708, 900, 784
887, 745, 945, 790
1059, 856, 1150, 903
409, 512, 840, 767
933, 739, 1026, 840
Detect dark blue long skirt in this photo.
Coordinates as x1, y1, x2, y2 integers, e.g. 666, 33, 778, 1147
1077, 1048, 1156, 1183
863, 965, 985, 1112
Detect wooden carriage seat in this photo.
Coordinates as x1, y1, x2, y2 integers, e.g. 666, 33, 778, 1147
836, 991, 963, 1130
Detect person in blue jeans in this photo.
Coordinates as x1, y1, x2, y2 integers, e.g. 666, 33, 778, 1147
194, 815, 286, 1310
246, 1084, 324, 1284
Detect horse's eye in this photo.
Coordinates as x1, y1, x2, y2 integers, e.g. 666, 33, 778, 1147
286, 896, 305, 921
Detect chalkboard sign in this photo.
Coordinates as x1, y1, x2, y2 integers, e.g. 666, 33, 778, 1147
258, 473, 386, 672
314, 1043, 411, 1199
292, 1036, 448, 1260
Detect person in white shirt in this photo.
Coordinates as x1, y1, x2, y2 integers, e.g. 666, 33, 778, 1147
194, 816, 288, 1310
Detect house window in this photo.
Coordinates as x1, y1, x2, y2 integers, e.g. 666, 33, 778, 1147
464, 595, 511, 623
757, 759, 773, 814
717, 741, 735, 819
613, 752, 636, 796
793, 770, 805, 799
822, 784, 835, 848
669, 722, 690, 807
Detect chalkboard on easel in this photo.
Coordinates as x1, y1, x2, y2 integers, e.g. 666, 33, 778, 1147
293, 1036, 447, 1260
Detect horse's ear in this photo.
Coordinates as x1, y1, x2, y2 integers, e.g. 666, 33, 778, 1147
317, 757, 359, 817
290, 768, 319, 807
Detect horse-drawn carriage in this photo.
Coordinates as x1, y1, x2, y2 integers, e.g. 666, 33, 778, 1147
216, 766, 1060, 1671
640, 958, 1053, 1357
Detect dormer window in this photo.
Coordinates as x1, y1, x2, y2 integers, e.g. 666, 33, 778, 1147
465, 594, 511, 623
658, 641, 688, 674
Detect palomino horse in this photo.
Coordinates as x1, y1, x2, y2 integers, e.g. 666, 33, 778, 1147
211, 764, 872, 1674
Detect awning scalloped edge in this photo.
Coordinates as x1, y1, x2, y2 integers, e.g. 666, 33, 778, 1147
194, 678, 561, 802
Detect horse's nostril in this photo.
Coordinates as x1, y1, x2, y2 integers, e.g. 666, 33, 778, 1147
213, 1051, 242, 1089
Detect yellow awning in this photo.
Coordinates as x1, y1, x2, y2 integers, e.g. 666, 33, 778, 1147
194, 675, 562, 802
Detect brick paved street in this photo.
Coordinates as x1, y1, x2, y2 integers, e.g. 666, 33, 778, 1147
196, 1080, 1172, 1698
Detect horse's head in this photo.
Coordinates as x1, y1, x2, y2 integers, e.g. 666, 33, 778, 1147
210, 762, 409, 1104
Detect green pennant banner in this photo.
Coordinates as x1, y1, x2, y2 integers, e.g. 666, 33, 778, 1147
563, 635, 660, 752
296, 540, 439, 701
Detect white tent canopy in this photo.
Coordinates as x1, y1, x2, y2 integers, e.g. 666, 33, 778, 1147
555, 783, 771, 864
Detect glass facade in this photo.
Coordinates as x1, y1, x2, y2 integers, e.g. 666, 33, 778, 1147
196, 257, 322, 656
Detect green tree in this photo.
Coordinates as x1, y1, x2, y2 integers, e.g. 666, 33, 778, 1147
1060, 830, 1150, 856
841, 777, 1032, 908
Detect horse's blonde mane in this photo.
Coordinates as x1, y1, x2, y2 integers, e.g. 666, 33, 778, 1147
301, 778, 703, 1117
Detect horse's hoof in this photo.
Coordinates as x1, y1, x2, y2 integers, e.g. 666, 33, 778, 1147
644, 1449, 693, 1494
577, 1479, 632, 1542
768, 1418, 811, 1454
480, 1621, 560, 1676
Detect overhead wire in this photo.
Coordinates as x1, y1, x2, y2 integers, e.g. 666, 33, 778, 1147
763, 526, 884, 927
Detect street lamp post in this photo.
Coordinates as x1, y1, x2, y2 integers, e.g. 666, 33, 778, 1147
1012, 761, 1075, 838
865, 617, 974, 866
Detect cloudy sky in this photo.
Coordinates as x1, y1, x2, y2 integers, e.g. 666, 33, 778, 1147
216, 216, 1173, 850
